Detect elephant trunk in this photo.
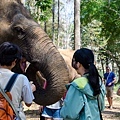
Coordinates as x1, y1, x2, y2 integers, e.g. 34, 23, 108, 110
25, 26, 69, 105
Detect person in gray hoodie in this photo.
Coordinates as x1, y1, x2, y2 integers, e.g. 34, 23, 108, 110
60, 48, 106, 120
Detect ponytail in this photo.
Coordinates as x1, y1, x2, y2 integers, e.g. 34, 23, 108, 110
88, 63, 101, 96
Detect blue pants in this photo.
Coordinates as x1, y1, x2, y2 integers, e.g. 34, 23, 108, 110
42, 107, 63, 120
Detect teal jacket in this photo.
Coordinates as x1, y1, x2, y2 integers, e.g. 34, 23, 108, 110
60, 76, 106, 120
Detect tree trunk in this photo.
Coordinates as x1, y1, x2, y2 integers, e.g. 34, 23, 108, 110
57, 0, 60, 48
118, 66, 120, 83
52, 0, 55, 42
74, 0, 81, 50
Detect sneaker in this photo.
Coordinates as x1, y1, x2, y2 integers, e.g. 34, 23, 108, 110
108, 106, 112, 110
110, 106, 113, 110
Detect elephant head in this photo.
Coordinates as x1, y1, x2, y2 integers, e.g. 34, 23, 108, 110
0, 0, 69, 105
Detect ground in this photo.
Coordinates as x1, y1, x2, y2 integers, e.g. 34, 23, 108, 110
102, 92, 120, 120
24, 92, 120, 120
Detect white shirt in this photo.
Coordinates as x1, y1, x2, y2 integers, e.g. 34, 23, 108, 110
46, 100, 63, 109
0, 68, 34, 111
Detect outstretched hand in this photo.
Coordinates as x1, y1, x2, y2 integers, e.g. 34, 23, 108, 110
38, 105, 44, 113
30, 81, 36, 92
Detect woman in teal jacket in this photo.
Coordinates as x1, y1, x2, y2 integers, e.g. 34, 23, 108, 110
60, 48, 106, 120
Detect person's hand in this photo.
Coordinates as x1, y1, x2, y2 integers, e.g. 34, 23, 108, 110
30, 81, 36, 92
108, 82, 112, 86
38, 105, 44, 113
31, 84, 36, 92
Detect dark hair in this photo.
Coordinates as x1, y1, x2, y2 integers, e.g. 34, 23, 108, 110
72, 48, 101, 96
106, 66, 111, 70
0, 42, 22, 66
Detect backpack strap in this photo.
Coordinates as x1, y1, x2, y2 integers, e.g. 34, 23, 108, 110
0, 73, 21, 120
0, 81, 21, 120
4, 73, 18, 92
97, 96, 103, 120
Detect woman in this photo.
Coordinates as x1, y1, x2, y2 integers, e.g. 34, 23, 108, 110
60, 48, 106, 120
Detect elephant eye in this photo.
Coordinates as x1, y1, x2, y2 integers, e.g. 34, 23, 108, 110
13, 25, 25, 35
15, 26, 21, 32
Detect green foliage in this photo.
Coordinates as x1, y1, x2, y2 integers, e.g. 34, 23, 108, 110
81, 0, 120, 69
26, 0, 52, 22
35, 0, 52, 11
35, 0, 52, 21
99, 1, 120, 39
114, 83, 120, 92
81, 0, 104, 25
98, 1, 120, 65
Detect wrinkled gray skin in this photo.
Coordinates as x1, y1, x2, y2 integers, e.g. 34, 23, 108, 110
0, 0, 70, 105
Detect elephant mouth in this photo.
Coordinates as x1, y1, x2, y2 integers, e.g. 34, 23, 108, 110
36, 71, 47, 89
19, 57, 26, 74
19, 58, 47, 89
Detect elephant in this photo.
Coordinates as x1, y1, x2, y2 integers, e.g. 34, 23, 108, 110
59, 49, 80, 82
0, 0, 70, 106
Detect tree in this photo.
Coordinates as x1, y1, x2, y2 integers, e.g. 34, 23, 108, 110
80, 0, 120, 81
52, 0, 55, 42
74, 0, 81, 50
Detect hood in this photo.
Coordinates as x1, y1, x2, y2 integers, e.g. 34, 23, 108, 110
66, 76, 97, 99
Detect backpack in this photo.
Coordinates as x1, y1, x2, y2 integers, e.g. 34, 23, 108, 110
0, 73, 18, 120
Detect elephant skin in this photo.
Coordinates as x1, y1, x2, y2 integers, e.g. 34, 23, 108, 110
59, 49, 80, 82
0, 0, 70, 105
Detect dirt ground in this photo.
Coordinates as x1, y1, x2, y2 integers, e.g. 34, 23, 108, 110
24, 92, 120, 120
102, 92, 120, 120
